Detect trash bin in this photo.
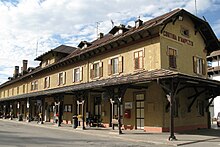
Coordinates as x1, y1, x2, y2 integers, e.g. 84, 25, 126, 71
18, 114, 23, 121
72, 115, 78, 129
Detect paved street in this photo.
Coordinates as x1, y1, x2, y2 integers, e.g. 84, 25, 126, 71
0, 120, 169, 147
1, 119, 220, 147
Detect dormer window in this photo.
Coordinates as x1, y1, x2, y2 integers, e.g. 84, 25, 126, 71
45, 59, 50, 66
114, 29, 123, 36
82, 44, 87, 49
135, 19, 143, 28
109, 24, 129, 36
78, 41, 92, 49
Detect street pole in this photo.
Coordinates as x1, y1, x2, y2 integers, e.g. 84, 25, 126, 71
118, 97, 122, 134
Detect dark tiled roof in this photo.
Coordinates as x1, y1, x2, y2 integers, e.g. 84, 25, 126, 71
35, 45, 77, 61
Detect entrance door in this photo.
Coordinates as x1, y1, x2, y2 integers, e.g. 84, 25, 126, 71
135, 93, 145, 129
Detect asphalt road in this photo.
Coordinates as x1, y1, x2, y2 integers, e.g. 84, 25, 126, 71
0, 120, 169, 147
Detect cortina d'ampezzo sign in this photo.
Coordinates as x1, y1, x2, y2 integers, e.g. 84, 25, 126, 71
162, 30, 193, 46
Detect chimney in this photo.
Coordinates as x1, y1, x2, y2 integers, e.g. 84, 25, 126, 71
13, 66, 19, 78
22, 60, 28, 73
99, 33, 104, 39
135, 19, 143, 28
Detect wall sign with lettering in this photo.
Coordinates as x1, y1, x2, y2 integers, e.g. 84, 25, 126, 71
162, 30, 193, 46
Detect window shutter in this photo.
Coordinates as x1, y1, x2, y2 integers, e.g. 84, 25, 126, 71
90, 64, 94, 79
108, 59, 112, 75
57, 73, 60, 85
202, 59, 206, 75
63, 72, 66, 84
142, 48, 145, 57
99, 62, 103, 77
166, 47, 170, 56
80, 67, 83, 81
193, 56, 197, 73
118, 56, 123, 73
73, 69, 75, 83
48, 77, 50, 88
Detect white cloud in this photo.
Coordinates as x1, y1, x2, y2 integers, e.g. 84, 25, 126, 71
0, 0, 219, 84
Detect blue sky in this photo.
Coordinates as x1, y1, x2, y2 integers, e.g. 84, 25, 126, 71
0, 0, 220, 84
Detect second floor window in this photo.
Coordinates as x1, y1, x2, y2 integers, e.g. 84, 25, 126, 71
12, 88, 14, 96
17, 87, 19, 94
31, 80, 38, 91
108, 56, 123, 75
167, 47, 177, 69
90, 62, 103, 79
134, 50, 144, 70
73, 67, 83, 82
193, 56, 205, 75
23, 85, 26, 93
58, 72, 66, 85
44, 76, 50, 88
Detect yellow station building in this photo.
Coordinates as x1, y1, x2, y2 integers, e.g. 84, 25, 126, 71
0, 9, 220, 139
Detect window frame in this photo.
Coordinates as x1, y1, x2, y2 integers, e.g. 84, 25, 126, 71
90, 61, 103, 79
17, 86, 20, 94
167, 47, 177, 69
73, 66, 83, 83
193, 56, 206, 75
23, 85, 26, 94
134, 49, 144, 70
30, 80, 38, 91
108, 56, 123, 76
58, 72, 66, 86
44, 76, 50, 89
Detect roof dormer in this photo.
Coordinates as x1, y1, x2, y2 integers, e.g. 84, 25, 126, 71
35, 45, 76, 68
78, 41, 92, 49
109, 24, 129, 36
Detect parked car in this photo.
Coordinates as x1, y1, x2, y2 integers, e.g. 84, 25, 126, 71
217, 112, 220, 127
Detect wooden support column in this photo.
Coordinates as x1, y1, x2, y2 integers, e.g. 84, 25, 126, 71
107, 85, 128, 134
9, 102, 13, 120
74, 90, 88, 130
17, 101, 20, 119
110, 98, 115, 130
37, 97, 44, 124
26, 98, 31, 122
160, 79, 180, 141
169, 80, 176, 141
54, 95, 64, 127
117, 85, 128, 135
77, 100, 85, 130
3, 103, 6, 119
169, 79, 180, 141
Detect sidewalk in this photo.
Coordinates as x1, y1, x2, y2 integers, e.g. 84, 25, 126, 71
1, 118, 220, 146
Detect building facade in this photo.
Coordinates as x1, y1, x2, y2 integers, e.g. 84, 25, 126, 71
207, 50, 220, 119
0, 9, 220, 139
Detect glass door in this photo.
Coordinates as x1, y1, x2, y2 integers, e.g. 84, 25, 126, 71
135, 93, 145, 129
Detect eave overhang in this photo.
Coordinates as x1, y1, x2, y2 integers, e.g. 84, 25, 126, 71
2, 69, 220, 102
